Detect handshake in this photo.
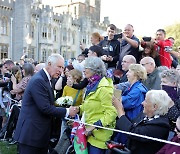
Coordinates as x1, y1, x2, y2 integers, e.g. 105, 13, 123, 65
69, 106, 80, 117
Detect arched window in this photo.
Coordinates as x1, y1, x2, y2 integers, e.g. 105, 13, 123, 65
74, 6, 76, 15
42, 25, 47, 38
1, 17, 8, 35
42, 49, 47, 62
53, 28, 57, 42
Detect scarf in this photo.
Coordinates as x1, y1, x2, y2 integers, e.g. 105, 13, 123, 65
85, 74, 102, 97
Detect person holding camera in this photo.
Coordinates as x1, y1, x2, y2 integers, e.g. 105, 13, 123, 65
117, 24, 140, 71
99, 24, 120, 71
152, 29, 172, 68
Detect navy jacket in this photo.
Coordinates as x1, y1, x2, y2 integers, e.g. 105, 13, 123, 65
116, 113, 170, 154
14, 69, 66, 148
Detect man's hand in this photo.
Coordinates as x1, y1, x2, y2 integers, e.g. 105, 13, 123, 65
69, 106, 79, 117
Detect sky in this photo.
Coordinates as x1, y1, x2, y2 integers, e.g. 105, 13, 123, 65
100, 0, 180, 37
42, 0, 180, 37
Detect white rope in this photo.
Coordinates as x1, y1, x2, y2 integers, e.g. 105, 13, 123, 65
5, 94, 20, 104
65, 117, 180, 147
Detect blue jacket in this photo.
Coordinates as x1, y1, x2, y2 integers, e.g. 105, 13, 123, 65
122, 81, 147, 120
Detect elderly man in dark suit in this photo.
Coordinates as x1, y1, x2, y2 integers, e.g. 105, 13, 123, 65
14, 54, 78, 154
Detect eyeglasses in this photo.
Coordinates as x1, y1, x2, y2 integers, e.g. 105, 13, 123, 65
141, 62, 151, 66
121, 60, 130, 64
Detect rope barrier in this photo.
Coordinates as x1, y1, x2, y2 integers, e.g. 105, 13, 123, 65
65, 117, 180, 147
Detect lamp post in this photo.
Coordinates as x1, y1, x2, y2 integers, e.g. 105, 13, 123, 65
36, 16, 39, 62
25, 33, 32, 58
10, 17, 13, 59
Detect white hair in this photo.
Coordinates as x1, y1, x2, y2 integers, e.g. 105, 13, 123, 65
45, 54, 64, 66
84, 57, 106, 76
146, 90, 172, 116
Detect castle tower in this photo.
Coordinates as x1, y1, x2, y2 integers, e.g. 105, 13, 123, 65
94, 0, 101, 22
12, 0, 32, 61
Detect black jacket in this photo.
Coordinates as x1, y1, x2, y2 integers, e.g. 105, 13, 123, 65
99, 37, 120, 68
116, 113, 170, 154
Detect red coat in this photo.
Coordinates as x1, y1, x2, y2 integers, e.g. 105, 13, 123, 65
155, 39, 172, 68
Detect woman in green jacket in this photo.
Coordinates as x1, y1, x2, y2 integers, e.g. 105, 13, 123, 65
77, 56, 117, 154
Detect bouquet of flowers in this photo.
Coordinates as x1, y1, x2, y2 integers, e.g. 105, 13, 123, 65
56, 96, 73, 107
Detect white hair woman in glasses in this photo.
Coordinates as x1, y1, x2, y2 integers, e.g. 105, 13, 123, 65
113, 89, 171, 154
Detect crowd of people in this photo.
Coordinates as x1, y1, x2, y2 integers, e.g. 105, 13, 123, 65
0, 23, 180, 154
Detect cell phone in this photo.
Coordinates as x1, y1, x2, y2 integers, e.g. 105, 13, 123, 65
116, 33, 123, 39
142, 37, 151, 42
114, 89, 122, 98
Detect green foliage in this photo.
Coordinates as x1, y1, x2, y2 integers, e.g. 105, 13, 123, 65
0, 141, 17, 154
165, 23, 180, 50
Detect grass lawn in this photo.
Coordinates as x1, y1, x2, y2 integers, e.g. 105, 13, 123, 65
0, 141, 17, 154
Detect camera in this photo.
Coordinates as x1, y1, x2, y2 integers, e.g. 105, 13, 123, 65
116, 33, 123, 39
142, 37, 152, 42
164, 46, 173, 52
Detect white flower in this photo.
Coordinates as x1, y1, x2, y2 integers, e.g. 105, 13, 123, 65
56, 96, 73, 107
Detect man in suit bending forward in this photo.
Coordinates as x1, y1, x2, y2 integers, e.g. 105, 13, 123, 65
14, 54, 78, 154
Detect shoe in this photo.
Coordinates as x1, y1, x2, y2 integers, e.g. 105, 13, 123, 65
9, 140, 17, 145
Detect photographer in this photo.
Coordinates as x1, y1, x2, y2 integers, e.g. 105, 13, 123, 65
117, 24, 140, 71
151, 29, 172, 68
99, 24, 120, 70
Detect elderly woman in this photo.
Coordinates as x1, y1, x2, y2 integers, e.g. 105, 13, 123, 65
160, 69, 180, 137
113, 90, 171, 154
114, 64, 148, 144
121, 64, 148, 120
76, 57, 117, 154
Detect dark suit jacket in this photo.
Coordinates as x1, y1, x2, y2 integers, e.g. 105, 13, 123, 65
116, 113, 170, 154
14, 69, 66, 148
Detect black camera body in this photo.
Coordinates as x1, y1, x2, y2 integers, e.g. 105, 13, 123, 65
116, 33, 123, 39
142, 37, 152, 42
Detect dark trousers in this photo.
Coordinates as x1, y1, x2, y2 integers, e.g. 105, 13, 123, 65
18, 143, 48, 154
88, 143, 106, 154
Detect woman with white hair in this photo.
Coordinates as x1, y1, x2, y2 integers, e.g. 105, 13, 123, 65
113, 90, 171, 154
76, 57, 117, 154
160, 69, 180, 138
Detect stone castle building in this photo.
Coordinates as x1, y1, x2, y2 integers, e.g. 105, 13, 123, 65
0, 0, 114, 62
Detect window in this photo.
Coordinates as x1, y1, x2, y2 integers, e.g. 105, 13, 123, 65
42, 25, 47, 38
53, 28, 57, 42
42, 49, 47, 62
0, 44, 8, 59
74, 6, 76, 15
1, 17, 7, 35
28, 48, 35, 59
